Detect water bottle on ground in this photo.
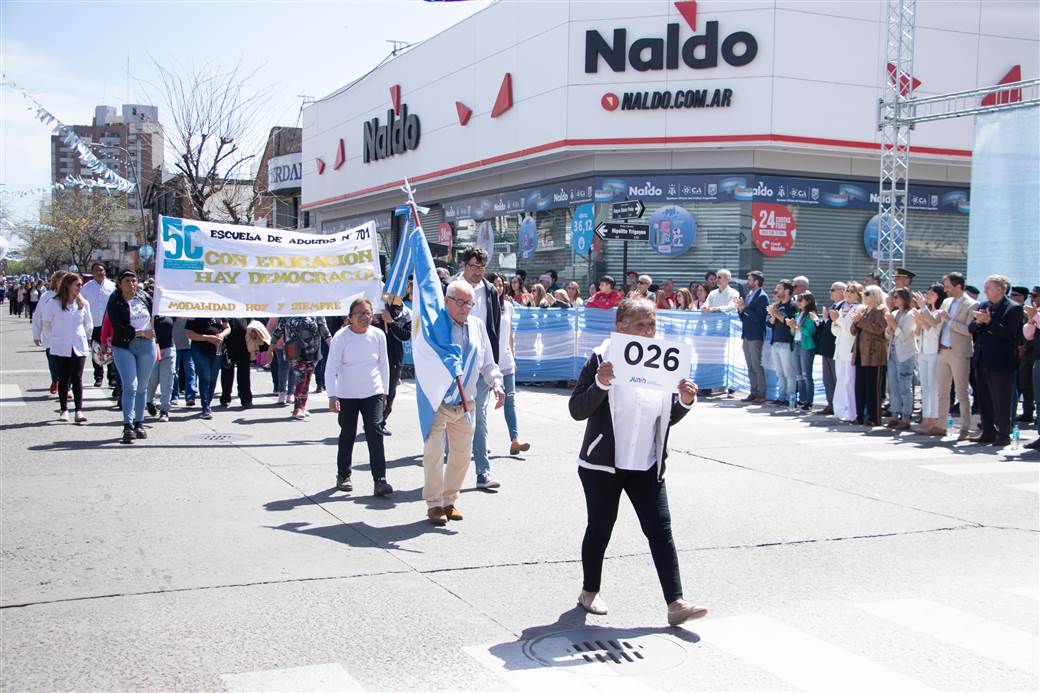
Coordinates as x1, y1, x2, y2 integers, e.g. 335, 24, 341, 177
946, 414, 954, 433
1011, 425, 1020, 451
788, 393, 797, 412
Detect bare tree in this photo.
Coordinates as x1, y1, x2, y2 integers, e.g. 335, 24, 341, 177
43, 189, 125, 269
146, 59, 274, 223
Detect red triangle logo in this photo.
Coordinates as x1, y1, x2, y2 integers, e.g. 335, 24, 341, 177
334, 138, 345, 170
390, 84, 401, 115
674, 1, 697, 31
886, 62, 921, 96
456, 101, 473, 126
491, 73, 513, 118
316, 158, 326, 175
981, 65, 1022, 106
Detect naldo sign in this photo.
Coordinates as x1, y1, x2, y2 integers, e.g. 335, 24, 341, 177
363, 104, 421, 163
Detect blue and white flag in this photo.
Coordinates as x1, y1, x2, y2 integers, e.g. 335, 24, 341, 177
400, 206, 464, 440
383, 203, 428, 299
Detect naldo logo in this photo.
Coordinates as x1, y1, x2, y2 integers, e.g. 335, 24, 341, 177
585, 0, 758, 74
629, 181, 663, 197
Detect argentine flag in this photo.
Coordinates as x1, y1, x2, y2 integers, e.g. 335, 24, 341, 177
385, 210, 464, 440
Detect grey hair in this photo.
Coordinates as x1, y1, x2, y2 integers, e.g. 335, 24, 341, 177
446, 280, 474, 298
794, 275, 809, 287
717, 268, 731, 280
985, 274, 1010, 293
616, 297, 656, 326
831, 281, 847, 291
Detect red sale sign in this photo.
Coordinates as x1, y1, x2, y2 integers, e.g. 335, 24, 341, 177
752, 203, 796, 257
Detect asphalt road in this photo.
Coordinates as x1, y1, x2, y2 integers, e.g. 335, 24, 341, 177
2, 309, 1037, 691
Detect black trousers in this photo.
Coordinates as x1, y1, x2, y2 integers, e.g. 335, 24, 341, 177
90, 326, 118, 385
337, 395, 386, 480
382, 360, 402, 422
976, 363, 1014, 439
578, 465, 682, 604
220, 353, 253, 406
854, 364, 885, 424
1019, 356, 1036, 417
27, 300, 38, 320
53, 354, 85, 412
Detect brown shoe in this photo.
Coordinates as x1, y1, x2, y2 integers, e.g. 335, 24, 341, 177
427, 506, 447, 526
894, 420, 911, 430
957, 430, 972, 441
740, 394, 755, 403
444, 504, 463, 521
667, 599, 708, 626
885, 418, 900, 428
753, 396, 767, 404
510, 440, 531, 455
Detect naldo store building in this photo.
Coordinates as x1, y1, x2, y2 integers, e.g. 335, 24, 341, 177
301, 0, 1037, 291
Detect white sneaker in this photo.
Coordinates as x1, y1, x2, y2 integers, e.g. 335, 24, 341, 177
667, 600, 708, 626
578, 591, 608, 615
277, 393, 286, 404
476, 476, 501, 489
57, 411, 69, 422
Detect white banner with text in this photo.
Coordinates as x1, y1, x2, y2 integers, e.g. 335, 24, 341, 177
153, 215, 383, 317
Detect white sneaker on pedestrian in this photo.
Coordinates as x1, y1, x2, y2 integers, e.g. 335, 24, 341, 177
667, 600, 708, 626
578, 591, 608, 615
277, 393, 286, 405
57, 411, 69, 422
476, 476, 500, 489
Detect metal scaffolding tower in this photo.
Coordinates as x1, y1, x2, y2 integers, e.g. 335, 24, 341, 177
876, 0, 917, 289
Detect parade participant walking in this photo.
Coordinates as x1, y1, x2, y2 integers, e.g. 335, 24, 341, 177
969, 275, 1023, 446
377, 296, 412, 435
735, 271, 768, 403
914, 284, 946, 434
272, 315, 331, 420
816, 282, 846, 415
105, 270, 157, 443
489, 273, 531, 455
884, 288, 918, 429
81, 262, 118, 392
832, 283, 862, 422
422, 280, 505, 526
569, 297, 706, 626
326, 298, 393, 497
219, 318, 253, 409
267, 316, 296, 405
26, 281, 40, 321
851, 285, 889, 427
145, 314, 176, 422
171, 318, 197, 407
932, 272, 977, 439
38, 273, 92, 423
186, 316, 231, 420
452, 245, 504, 491
31, 270, 67, 395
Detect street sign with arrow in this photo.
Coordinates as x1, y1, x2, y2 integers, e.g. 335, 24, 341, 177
609, 200, 645, 220
595, 221, 650, 242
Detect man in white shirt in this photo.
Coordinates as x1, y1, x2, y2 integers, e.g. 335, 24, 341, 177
423, 281, 505, 526
702, 269, 740, 313
79, 261, 117, 389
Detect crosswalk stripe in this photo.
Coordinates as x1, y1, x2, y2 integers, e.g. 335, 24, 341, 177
1006, 482, 1040, 493
919, 462, 1040, 475
220, 663, 364, 691
0, 384, 25, 407
1003, 586, 1039, 600
694, 613, 933, 691
463, 642, 645, 692
855, 598, 1038, 675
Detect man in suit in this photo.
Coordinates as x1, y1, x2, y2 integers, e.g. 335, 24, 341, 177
734, 271, 769, 403
815, 282, 847, 415
452, 245, 503, 490
968, 275, 1023, 446
931, 272, 978, 440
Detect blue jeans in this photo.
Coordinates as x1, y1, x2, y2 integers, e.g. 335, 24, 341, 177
503, 373, 519, 440
771, 343, 797, 401
887, 350, 916, 419
796, 345, 815, 405
147, 346, 176, 412
190, 344, 222, 414
112, 337, 157, 425
273, 347, 297, 395
472, 378, 491, 478
173, 348, 197, 402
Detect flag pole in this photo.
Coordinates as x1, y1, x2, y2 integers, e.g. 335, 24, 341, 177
401, 178, 470, 414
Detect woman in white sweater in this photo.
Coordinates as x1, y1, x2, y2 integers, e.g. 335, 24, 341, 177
326, 298, 391, 497
39, 274, 93, 423
913, 283, 947, 435
885, 288, 918, 430
831, 282, 863, 422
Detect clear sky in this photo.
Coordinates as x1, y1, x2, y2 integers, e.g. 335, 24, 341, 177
0, 0, 492, 226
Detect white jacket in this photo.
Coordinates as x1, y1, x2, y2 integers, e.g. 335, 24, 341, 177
831, 302, 858, 363
39, 296, 93, 357
31, 289, 57, 346
887, 309, 918, 362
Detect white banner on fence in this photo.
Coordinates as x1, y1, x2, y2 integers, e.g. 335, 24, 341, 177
608, 332, 692, 392
153, 215, 383, 317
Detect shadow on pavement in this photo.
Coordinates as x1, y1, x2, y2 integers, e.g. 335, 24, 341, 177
265, 518, 454, 552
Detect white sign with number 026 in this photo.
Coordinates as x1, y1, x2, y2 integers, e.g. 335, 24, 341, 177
608, 332, 692, 392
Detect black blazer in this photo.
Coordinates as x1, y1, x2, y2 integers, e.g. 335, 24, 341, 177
969, 297, 1023, 372
568, 348, 691, 481
814, 299, 844, 359
105, 290, 152, 349
738, 287, 769, 341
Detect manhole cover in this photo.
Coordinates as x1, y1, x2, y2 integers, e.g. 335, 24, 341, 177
186, 432, 252, 443
522, 628, 687, 676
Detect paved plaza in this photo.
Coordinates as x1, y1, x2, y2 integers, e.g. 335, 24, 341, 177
1, 311, 1037, 691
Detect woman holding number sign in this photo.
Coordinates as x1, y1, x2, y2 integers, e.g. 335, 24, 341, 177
568, 297, 707, 627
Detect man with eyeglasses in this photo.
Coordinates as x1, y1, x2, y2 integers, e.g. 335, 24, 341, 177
423, 280, 506, 525
452, 245, 505, 490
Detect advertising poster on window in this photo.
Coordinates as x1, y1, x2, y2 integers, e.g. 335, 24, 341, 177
752, 203, 797, 257
571, 202, 595, 257
519, 216, 538, 260
648, 205, 696, 257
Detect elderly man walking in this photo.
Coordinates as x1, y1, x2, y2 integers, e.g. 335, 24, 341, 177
422, 280, 506, 526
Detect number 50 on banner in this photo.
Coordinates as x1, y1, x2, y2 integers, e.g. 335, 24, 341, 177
608, 332, 692, 392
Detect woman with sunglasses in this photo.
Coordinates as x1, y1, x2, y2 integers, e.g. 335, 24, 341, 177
39, 273, 92, 423
104, 270, 157, 443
